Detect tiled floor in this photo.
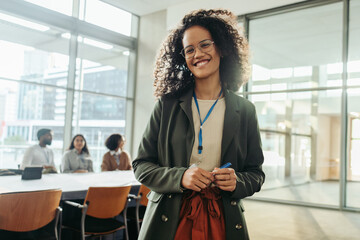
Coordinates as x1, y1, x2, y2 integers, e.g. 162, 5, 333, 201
243, 199, 360, 240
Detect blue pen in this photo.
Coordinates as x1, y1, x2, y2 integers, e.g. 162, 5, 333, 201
220, 162, 232, 169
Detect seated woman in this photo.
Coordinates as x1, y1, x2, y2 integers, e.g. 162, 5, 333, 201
62, 134, 93, 173
101, 134, 132, 171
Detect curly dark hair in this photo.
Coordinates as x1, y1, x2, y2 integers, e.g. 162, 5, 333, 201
105, 134, 123, 151
153, 9, 250, 98
68, 134, 90, 155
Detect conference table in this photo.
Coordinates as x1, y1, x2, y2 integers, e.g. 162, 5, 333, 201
0, 171, 140, 200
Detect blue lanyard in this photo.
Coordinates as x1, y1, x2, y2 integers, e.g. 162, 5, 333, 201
193, 88, 223, 154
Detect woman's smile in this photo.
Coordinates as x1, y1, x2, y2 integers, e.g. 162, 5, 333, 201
193, 59, 210, 67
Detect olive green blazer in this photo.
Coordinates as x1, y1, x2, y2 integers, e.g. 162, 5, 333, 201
133, 87, 265, 240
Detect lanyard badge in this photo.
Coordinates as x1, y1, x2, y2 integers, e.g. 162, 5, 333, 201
193, 88, 223, 154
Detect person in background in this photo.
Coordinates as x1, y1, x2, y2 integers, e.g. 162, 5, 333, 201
101, 134, 132, 171
62, 134, 93, 173
21, 128, 57, 172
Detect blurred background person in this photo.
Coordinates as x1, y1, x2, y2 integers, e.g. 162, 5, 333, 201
62, 134, 93, 173
101, 134, 132, 171
21, 128, 57, 172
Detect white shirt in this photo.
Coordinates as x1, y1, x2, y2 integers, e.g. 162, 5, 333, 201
21, 144, 55, 169
110, 150, 121, 165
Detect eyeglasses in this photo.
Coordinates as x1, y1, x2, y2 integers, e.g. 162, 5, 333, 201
180, 39, 215, 59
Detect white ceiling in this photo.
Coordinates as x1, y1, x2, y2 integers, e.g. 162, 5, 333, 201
103, 0, 306, 17
103, 0, 307, 30
103, 0, 194, 16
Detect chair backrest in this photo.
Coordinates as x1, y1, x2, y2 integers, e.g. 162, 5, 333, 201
0, 189, 62, 232
84, 186, 131, 219
138, 185, 150, 206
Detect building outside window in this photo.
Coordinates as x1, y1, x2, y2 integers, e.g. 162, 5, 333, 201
0, 0, 137, 171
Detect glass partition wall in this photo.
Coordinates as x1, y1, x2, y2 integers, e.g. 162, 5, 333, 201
244, 0, 359, 210
347, 0, 360, 209
0, 0, 138, 171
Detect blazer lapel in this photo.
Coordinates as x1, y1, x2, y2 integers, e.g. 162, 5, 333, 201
179, 87, 193, 122
179, 87, 195, 166
221, 90, 241, 162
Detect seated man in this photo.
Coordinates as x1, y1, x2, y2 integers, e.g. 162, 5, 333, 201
20, 128, 57, 172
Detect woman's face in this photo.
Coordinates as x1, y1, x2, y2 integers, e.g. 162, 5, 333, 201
74, 136, 85, 152
182, 25, 221, 81
118, 137, 126, 150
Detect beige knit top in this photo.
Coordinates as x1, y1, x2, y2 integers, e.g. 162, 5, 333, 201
189, 97, 226, 171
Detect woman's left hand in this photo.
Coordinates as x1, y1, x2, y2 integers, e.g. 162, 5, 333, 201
212, 168, 237, 192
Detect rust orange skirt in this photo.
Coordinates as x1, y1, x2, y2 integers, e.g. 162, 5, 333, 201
174, 187, 225, 240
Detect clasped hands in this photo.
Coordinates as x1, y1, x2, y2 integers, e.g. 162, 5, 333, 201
181, 167, 237, 192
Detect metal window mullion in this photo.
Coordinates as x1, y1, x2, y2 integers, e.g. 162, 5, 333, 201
260, 129, 288, 135
62, 0, 79, 154
242, 85, 360, 96
128, 15, 139, 156
339, 0, 350, 210
126, 52, 136, 155
0, 76, 134, 100
63, 35, 78, 153
243, 86, 343, 95
244, 0, 342, 20
73, 0, 80, 19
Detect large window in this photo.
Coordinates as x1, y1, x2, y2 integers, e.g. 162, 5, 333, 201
0, 1, 137, 171
249, 90, 341, 206
71, 34, 131, 171
0, 80, 67, 169
0, 13, 69, 169
24, 0, 73, 16
72, 91, 127, 171
246, 0, 360, 210
79, 0, 132, 36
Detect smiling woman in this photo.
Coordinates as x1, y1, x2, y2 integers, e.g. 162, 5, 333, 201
133, 9, 264, 240
152, 9, 250, 99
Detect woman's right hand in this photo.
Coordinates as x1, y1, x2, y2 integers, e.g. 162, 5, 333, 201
181, 167, 214, 192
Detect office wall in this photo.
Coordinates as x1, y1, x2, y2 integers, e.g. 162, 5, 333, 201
132, 10, 167, 156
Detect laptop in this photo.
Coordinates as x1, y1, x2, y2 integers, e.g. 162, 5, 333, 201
21, 167, 43, 180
